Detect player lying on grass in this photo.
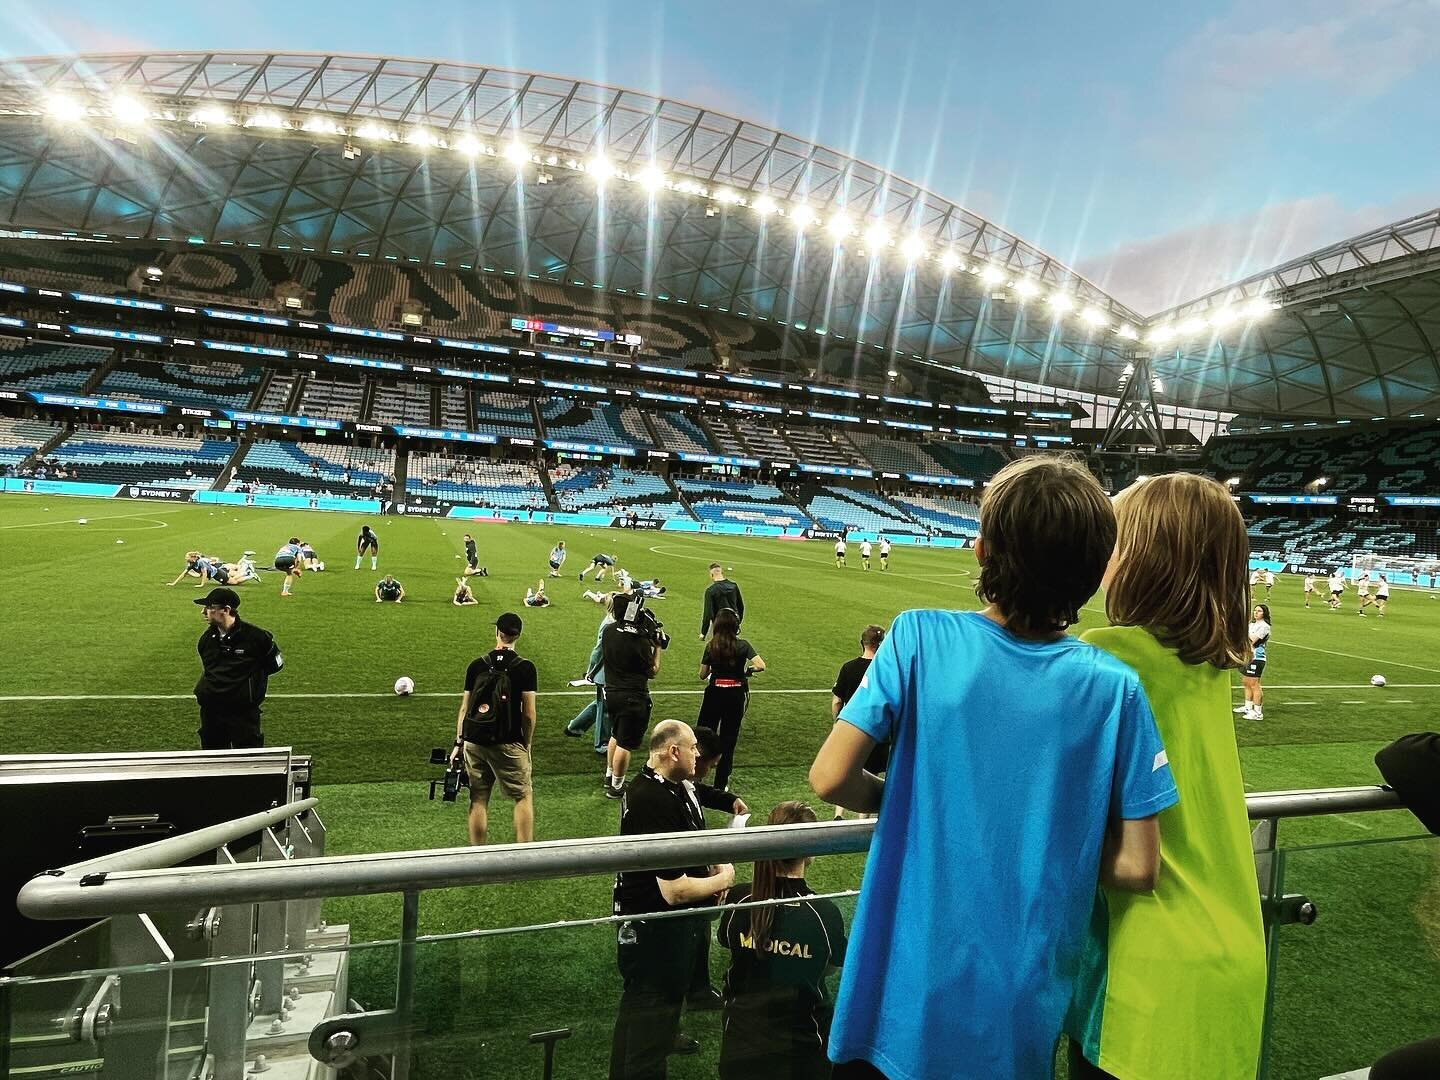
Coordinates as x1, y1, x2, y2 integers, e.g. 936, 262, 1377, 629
453, 578, 479, 606
167, 551, 259, 588
298, 541, 323, 571
524, 580, 552, 607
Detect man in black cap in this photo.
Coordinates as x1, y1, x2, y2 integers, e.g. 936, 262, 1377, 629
449, 612, 538, 844
193, 587, 284, 749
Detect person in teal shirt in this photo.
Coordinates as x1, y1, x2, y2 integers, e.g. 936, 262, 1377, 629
810, 455, 1179, 1080
1066, 473, 1267, 1080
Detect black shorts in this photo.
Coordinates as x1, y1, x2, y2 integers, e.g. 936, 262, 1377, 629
467, 554, 479, 569
274, 555, 297, 572
594, 555, 615, 567
605, 689, 652, 751
1243, 658, 1266, 678
358, 539, 378, 553
549, 560, 561, 571
1331, 589, 1342, 597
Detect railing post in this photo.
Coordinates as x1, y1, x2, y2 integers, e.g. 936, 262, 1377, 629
392, 890, 420, 1080
207, 845, 253, 1080
107, 913, 174, 1080
1254, 817, 1281, 1080
254, 827, 290, 1016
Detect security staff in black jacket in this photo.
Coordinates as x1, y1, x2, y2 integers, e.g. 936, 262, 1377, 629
610, 720, 734, 1080
699, 562, 744, 639
193, 587, 283, 749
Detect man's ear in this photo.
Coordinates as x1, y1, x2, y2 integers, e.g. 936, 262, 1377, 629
973, 537, 986, 566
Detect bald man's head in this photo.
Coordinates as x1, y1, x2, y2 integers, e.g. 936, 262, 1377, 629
648, 719, 699, 781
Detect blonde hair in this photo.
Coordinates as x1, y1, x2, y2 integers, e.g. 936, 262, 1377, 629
1105, 473, 1252, 669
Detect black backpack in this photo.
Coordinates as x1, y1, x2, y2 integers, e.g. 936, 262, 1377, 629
464, 652, 519, 745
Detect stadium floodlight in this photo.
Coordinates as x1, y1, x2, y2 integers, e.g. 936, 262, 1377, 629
1047, 291, 1075, 313
501, 141, 531, 165
405, 126, 436, 148
939, 249, 963, 272
246, 110, 287, 130
899, 235, 926, 261
1012, 277, 1039, 298
110, 94, 149, 127
978, 264, 1005, 285
635, 165, 668, 192
1080, 306, 1107, 327
588, 155, 615, 182
355, 121, 391, 141
453, 133, 483, 157
713, 187, 742, 205
303, 115, 341, 136
826, 213, 854, 241
862, 222, 891, 250
190, 105, 233, 127
1152, 378, 1164, 394
789, 204, 818, 229
44, 93, 87, 123
1116, 323, 1138, 340
1178, 317, 1207, 337
674, 179, 706, 196
1209, 306, 1239, 329
1148, 324, 1175, 344
753, 194, 779, 217
1242, 297, 1273, 320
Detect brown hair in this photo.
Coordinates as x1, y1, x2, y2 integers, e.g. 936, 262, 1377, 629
708, 608, 740, 668
975, 455, 1115, 636
859, 624, 885, 651
1105, 473, 1252, 669
748, 801, 818, 950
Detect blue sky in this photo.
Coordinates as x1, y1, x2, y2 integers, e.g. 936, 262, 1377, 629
3, 0, 1437, 314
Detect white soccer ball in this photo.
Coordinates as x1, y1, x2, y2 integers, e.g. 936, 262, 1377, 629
77, 518, 87, 525
115, 539, 124, 545
394, 676, 415, 696
1371, 674, 1387, 688
317, 561, 326, 572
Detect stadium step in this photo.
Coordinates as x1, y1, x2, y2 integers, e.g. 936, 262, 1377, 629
537, 458, 559, 510
78, 346, 119, 394
665, 472, 700, 520
215, 434, 254, 491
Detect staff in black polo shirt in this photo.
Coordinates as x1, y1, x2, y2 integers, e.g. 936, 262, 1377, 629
610, 720, 735, 1079
192, 587, 283, 749
829, 624, 886, 820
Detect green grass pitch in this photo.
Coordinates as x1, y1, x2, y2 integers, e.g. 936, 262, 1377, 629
2, 494, 1437, 1078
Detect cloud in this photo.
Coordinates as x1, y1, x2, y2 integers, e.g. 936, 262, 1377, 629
1077, 190, 1440, 316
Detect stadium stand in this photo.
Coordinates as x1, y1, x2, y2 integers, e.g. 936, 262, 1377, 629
798, 483, 918, 534
234, 440, 392, 496
786, 426, 866, 468
539, 397, 650, 447
848, 431, 948, 475
296, 376, 364, 421
97, 359, 261, 410
472, 392, 538, 438
454, 277, 527, 339
0, 416, 63, 468
48, 429, 234, 488
675, 475, 814, 529
550, 465, 691, 518
726, 414, 793, 460
889, 491, 982, 536
256, 373, 297, 412
438, 384, 469, 431
368, 380, 434, 426
406, 454, 547, 509
0, 336, 111, 392
649, 409, 713, 454
1205, 426, 1440, 496
707, 418, 755, 459
924, 439, 1007, 482
1248, 515, 1440, 566
613, 295, 715, 366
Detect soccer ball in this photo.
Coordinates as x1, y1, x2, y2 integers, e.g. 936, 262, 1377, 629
317, 561, 326, 572
394, 676, 415, 696
77, 518, 87, 525
1371, 674, 1387, 688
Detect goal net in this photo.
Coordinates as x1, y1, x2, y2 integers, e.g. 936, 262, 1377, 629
1350, 553, 1440, 589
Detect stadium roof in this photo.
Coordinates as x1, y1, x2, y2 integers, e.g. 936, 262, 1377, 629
0, 52, 1436, 420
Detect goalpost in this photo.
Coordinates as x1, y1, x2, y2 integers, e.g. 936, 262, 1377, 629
1350, 553, 1440, 591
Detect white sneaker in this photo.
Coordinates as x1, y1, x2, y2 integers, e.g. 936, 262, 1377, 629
1250, 709, 1263, 721
1233, 705, 1251, 714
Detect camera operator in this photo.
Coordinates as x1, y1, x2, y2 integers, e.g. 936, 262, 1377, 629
448, 612, 537, 844
603, 592, 667, 799
611, 720, 735, 1078
192, 587, 283, 749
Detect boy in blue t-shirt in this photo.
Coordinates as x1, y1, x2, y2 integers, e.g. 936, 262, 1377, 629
811, 455, 1179, 1080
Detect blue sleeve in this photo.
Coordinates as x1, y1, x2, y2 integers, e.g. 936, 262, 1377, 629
838, 614, 906, 743
1112, 676, 1180, 819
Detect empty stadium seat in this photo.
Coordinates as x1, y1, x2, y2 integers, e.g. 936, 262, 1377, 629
97, 359, 260, 410
550, 465, 691, 518
675, 475, 813, 529
540, 397, 650, 447
799, 484, 917, 533
0, 416, 64, 468
0, 336, 112, 393
406, 454, 546, 509
234, 440, 392, 496
649, 410, 713, 454
49, 429, 234, 488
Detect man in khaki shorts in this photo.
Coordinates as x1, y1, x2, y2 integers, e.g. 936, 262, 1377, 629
449, 612, 538, 844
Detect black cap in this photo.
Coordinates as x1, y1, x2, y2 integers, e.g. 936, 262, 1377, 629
1375, 733, 1440, 835
496, 612, 523, 637
194, 587, 241, 610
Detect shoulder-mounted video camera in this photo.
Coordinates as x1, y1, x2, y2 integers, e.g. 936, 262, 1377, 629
615, 591, 670, 651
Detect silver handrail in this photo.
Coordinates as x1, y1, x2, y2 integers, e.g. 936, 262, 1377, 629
16, 786, 1406, 920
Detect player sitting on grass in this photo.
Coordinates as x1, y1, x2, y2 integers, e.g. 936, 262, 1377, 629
375, 575, 405, 603
524, 580, 552, 607
453, 578, 479, 606
547, 540, 568, 578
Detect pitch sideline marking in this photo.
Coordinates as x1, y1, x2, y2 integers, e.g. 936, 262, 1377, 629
644, 540, 973, 587
1270, 639, 1440, 675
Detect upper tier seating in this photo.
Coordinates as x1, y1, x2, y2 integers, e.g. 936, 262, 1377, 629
369, 381, 433, 426
799, 484, 917, 534
649, 410, 713, 455
97, 360, 260, 410
848, 432, 948, 476
1248, 515, 1440, 567
233, 440, 392, 497
924, 440, 1006, 482
0, 416, 64, 467
675, 475, 813, 529
257, 373, 297, 412
550, 465, 691, 519
438, 385, 469, 430
472, 392, 537, 438
296, 377, 364, 421
1205, 427, 1440, 496
889, 492, 981, 536
0, 336, 111, 393
726, 415, 793, 460
406, 455, 547, 509
540, 397, 651, 447
786, 427, 866, 468
49, 429, 234, 488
